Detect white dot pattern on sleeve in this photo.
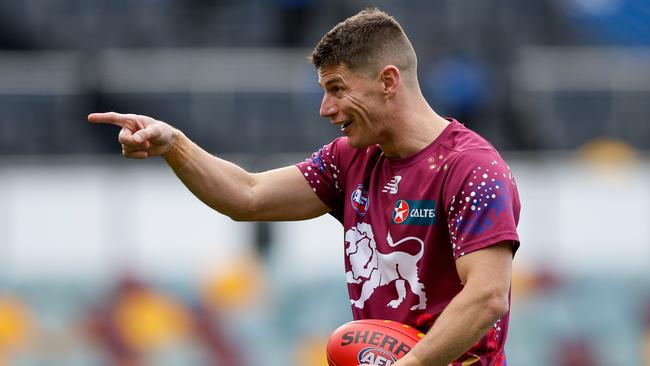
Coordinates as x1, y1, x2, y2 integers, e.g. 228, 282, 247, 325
447, 163, 514, 257
298, 145, 343, 194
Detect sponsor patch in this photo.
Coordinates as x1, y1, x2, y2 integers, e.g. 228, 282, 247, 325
392, 199, 437, 225
351, 184, 370, 216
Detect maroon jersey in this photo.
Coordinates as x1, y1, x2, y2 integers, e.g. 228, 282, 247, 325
296, 120, 520, 365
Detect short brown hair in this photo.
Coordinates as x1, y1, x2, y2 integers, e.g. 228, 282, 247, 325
309, 8, 417, 79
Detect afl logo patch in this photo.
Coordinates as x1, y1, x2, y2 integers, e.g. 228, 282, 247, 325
358, 347, 397, 365
350, 184, 370, 216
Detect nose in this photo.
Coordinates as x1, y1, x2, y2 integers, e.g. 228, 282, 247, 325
319, 93, 337, 118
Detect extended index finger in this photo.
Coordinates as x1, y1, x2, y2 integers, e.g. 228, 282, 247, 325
88, 112, 131, 128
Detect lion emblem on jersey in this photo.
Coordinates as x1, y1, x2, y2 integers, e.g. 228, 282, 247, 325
344, 222, 427, 310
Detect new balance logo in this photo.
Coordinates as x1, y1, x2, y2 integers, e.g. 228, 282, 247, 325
382, 176, 402, 194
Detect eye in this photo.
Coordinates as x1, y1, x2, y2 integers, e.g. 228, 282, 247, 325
329, 85, 344, 95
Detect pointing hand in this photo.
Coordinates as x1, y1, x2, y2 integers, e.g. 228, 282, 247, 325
88, 112, 176, 159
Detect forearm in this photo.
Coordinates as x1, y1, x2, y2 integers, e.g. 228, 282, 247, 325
88, 111, 327, 220
398, 287, 507, 366
163, 129, 257, 220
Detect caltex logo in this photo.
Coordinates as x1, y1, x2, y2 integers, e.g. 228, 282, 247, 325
392, 199, 437, 226
350, 184, 370, 216
393, 200, 410, 224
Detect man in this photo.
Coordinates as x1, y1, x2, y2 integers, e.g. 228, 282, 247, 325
89, 8, 520, 366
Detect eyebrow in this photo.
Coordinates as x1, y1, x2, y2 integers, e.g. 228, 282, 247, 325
319, 76, 344, 88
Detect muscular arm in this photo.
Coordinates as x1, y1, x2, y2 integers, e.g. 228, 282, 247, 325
89, 112, 331, 221
164, 130, 330, 221
396, 242, 514, 366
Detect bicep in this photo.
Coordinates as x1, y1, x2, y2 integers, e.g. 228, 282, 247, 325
249, 165, 331, 221
455, 241, 514, 293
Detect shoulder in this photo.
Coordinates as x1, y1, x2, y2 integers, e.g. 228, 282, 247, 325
441, 121, 499, 155
441, 125, 505, 171
438, 123, 515, 192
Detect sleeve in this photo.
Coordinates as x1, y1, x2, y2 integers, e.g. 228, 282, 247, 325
295, 138, 346, 221
443, 150, 521, 259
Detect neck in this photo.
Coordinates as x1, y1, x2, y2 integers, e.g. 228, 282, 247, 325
378, 92, 450, 159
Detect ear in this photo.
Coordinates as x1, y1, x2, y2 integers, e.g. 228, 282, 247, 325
379, 65, 400, 98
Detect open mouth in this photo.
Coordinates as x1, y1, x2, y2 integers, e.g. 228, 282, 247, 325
340, 120, 352, 131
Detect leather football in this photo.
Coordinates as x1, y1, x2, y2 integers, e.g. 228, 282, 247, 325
326, 319, 424, 366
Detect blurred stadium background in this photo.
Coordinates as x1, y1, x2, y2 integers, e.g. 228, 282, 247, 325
0, 0, 649, 365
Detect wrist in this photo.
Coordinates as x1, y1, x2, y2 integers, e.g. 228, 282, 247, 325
162, 128, 187, 166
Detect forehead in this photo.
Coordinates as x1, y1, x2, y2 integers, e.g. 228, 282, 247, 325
318, 64, 357, 86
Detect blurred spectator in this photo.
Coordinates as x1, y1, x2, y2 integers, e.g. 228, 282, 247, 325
511, 267, 564, 300
0, 295, 32, 363
197, 252, 269, 366
85, 276, 190, 365
200, 252, 266, 314
554, 337, 600, 366
425, 55, 488, 125
293, 335, 328, 366
559, 0, 650, 45
190, 302, 244, 366
85, 275, 244, 366
577, 138, 639, 165
642, 298, 650, 366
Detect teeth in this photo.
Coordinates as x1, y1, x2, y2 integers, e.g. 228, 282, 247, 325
340, 120, 352, 130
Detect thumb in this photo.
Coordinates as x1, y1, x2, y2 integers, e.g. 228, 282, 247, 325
132, 131, 145, 143
132, 125, 157, 143
132, 123, 173, 148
